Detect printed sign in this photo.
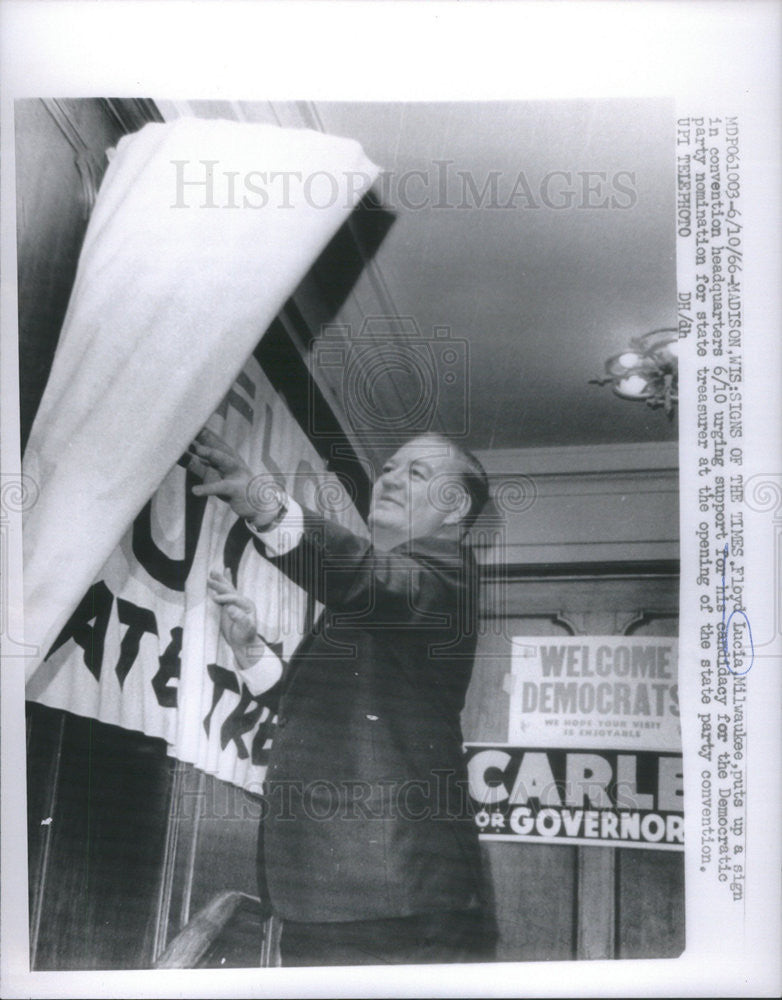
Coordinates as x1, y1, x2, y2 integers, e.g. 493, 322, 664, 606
465, 745, 684, 850
507, 636, 681, 751
467, 635, 683, 849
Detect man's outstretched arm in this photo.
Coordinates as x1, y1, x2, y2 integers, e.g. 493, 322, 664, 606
190, 427, 468, 624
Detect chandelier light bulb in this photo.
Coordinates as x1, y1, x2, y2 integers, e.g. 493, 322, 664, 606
665, 340, 679, 358
592, 328, 678, 417
616, 374, 649, 399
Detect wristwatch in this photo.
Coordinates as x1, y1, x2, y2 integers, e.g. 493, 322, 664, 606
246, 489, 288, 533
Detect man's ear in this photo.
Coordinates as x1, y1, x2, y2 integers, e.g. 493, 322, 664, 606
442, 483, 472, 526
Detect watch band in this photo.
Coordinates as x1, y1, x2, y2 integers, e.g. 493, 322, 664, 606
246, 492, 288, 533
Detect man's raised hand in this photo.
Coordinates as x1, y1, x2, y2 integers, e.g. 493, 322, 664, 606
189, 427, 281, 523
207, 569, 283, 689
207, 569, 259, 650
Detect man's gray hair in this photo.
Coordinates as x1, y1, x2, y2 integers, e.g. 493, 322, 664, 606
414, 433, 490, 530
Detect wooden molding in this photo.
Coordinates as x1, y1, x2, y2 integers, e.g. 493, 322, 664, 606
41, 100, 103, 218
577, 847, 616, 960
41, 98, 163, 219
471, 441, 679, 568
101, 98, 164, 133
475, 440, 678, 476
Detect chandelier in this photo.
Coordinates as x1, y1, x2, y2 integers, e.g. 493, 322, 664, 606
592, 328, 679, 417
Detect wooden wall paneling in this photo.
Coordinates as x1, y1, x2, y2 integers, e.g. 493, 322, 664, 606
485, 843, 577, 962
474, 443, 679, 568
161, 770, 265, 964
161, 765, 204, 951
101, 99, 164, 134
25, 704, 66, 967
576, 847, 616, 960
548, 609, 623, 962
150, 760, 189, 960
15, 97, 162, 449
495, 572, 679, 620
464, 608, 577, 961
15, 99, 120, 449
27, 708, 175, 970
614, 610, 684, 958
185, 774, 263, 922
615, 850, 685, 958
625, 610, 680, 636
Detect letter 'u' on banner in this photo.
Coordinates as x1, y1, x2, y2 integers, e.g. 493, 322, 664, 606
26, 356, 367, 794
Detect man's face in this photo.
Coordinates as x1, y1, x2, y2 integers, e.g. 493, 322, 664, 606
367, 437, 469, 546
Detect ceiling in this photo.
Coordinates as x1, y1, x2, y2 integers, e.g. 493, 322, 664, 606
164, 98, 678, 456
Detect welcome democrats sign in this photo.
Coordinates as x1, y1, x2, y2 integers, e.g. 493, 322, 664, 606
466, 636, 683, 850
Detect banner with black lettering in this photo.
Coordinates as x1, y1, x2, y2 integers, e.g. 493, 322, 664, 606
25, 357, 366, 794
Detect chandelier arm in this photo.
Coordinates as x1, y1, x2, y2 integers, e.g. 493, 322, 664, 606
593, 328, 679, 415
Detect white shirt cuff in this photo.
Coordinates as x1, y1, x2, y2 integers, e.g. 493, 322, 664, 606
246, 497, 304, 556
234, 640, 284, 697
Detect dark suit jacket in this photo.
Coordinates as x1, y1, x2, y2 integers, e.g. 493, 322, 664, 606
257, 510, 483, 923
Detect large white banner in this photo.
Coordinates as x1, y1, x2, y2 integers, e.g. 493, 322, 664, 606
21, 117, 378, 663
26, 357, 366, 794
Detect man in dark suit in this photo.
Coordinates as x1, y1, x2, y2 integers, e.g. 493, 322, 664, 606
192, 430, 493, 966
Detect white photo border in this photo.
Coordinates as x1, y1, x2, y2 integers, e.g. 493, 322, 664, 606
1, 2, 779, 997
